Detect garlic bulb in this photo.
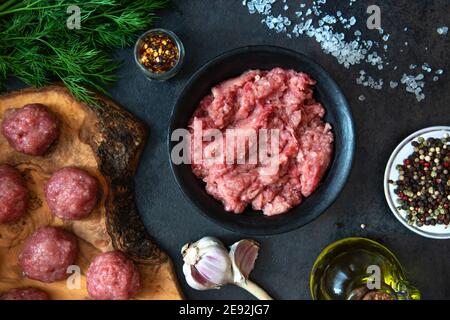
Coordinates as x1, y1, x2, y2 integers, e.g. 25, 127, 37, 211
181, 237, 232, 290
181, 237, 273, 300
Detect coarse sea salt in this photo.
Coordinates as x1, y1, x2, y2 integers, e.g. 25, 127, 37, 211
243, 0, 446, 103
244, 0, 276, 15
356, 71, 383, 90
401, 74, 426, 102
262, 14, 291, 32
390, 81, 399, 89
437, 26, 448, 35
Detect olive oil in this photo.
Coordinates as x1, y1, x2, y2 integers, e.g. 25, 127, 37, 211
310, 237, 421, 300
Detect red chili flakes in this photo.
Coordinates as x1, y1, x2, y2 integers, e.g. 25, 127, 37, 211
139, 33, 179, 73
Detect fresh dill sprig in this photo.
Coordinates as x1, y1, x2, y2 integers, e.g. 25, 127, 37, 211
0, 0, 170, 106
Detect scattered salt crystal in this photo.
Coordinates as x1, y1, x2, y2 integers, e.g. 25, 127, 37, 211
358, 95, 366, 101
349, 16, 356, 26
243, 0, 445, 103
356, 72, 383, 90
401, 74, 426, 102
422, 63, 432, 73
390, 81, 399, 89
433, 76, 439, 82
435, 69, 444, 75
415, 74, 424, 80
321, 15, 337, 24
437, 26, 448, 35
245, 0, 277, 15
262, 14, 291, 32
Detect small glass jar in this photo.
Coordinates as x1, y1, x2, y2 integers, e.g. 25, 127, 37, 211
134, 28, 185, 81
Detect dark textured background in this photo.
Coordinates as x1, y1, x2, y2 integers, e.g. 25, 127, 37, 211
7, 0, 450, 299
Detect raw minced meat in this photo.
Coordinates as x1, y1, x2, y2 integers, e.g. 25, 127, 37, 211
19, 226, 78, 283
0, 164, 28, 223
1, 103, 59, 156
188, 68, 333, 216
0, 287, 49, 300
86, 251, 141, 300
45, 167, 99, 220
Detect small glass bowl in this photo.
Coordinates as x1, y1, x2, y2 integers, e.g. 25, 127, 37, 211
134, 28, 185, 81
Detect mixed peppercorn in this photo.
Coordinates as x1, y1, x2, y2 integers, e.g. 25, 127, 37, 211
139, 33, 179, 73
389, 134, 450, 227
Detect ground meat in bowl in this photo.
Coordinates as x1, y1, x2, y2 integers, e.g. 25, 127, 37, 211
1, 103, 59, 156
188, 68, 333, 216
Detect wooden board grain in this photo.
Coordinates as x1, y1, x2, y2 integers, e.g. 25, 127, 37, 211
0, 86, 183, 300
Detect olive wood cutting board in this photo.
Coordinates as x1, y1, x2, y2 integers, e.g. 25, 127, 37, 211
0, 85, 183, 300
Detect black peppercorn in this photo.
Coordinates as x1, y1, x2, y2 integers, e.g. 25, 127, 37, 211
390, 135, 450, 228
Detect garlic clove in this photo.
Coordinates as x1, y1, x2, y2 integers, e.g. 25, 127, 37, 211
183, 263, 216, 290
229, 239, 260, 284
181, 237, 233, 290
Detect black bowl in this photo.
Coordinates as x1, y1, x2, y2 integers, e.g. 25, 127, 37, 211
168, 45, 355, 235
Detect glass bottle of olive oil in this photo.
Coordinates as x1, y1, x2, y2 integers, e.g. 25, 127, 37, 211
310, 237, 421, 300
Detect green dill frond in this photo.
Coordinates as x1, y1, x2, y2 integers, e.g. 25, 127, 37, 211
0, 0, 170, 107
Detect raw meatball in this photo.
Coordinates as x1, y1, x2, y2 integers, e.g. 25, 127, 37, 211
1, 103, 59, 156
0, 165, 28, 224
45, 167, 99, 220
19, 226, 78, 283
0, 287, 49, 300
87, 251, 141, 300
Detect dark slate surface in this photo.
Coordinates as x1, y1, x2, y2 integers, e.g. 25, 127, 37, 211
7, 0, 450, 299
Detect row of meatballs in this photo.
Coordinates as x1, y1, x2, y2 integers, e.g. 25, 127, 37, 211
0, 104, 141, 300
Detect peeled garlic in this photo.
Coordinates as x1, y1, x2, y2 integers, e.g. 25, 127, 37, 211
181, 237, 273, 300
